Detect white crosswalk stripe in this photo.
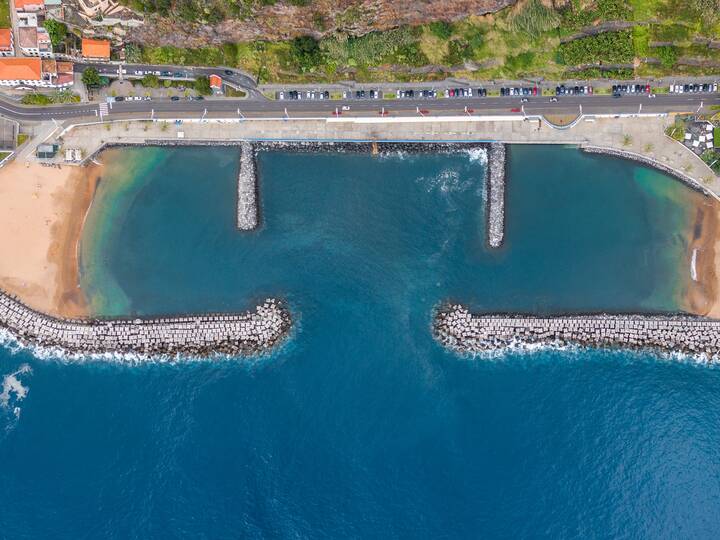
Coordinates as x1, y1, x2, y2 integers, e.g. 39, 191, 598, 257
99, 102, 109, 116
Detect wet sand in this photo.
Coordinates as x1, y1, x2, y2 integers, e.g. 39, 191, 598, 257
0, 161, 101, 318
683, 193, 720, 317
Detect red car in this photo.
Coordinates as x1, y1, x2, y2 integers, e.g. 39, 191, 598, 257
645, 84, 651, 93
510, 107, 521, 112
449, 89, 455, 97
532, 87, 537, 96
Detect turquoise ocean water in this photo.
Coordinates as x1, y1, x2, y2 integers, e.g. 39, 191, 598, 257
2, 145, 720, 538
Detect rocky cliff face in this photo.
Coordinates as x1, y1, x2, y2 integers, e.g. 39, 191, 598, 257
133, 0, 517, 47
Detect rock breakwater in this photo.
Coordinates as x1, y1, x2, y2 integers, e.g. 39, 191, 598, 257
486, 143, 506, 248
434, 304, 720, 357
237, 142, 259, 230
0, 290, 291, 357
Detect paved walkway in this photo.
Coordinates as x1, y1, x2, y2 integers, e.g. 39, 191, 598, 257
50, 114, 718, 196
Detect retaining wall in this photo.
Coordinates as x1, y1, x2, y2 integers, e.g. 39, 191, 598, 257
434, 304, 720, 356
0, 290, 291, 357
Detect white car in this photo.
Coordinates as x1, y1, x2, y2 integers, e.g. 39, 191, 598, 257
468, 88, 473, 97
444, 89, 449, 98
714, 83, 718, 92
396, 89, 401, 98
341, 105, 350, 111
279, 91, 284, 100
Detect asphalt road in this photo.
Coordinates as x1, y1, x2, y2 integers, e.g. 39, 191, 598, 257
74, 62, 258, 96
0, 92, 718, 122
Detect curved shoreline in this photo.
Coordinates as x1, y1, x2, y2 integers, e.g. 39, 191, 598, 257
580, 145, 716, 199
0, 289, 291, 358
433, 304, 720, 357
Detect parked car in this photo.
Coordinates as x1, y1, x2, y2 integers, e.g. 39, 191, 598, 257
550, 97, 558, 102
170, 96, 180, 101
278, 91, 284, 100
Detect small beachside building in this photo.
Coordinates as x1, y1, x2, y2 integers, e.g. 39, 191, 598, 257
0, 29, 14, 57
36, 143, 58, 159
15, 0, 44, 12
81, 38, 111, 60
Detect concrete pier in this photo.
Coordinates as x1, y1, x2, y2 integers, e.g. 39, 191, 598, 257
434, 304, 720, 357
486, 143, 506, 248
237, 141, 259, 230
0, 290, 291, 357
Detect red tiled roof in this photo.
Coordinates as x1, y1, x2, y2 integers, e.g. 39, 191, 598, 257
0, 29, 12, 50
0, 58, 42, 81
15, 0, 44, 9
209, 74, 222, 88
81, 38, 110, 59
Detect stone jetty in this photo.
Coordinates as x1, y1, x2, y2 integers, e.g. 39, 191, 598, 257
486, 143, 506, 248
237, 141, 259, 230
0, 290, 291, 357
434, 304, 720, 357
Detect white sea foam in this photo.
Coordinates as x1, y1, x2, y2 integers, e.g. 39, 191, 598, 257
450, 338, 720, 366
0, 316, 297, 366
0, 364, 32, 419
419, 167, 472, 194
464, 147, 488, 165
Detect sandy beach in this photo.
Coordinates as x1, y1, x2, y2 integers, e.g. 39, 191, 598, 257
0, 160, 100, 318
682, 191, 720, 317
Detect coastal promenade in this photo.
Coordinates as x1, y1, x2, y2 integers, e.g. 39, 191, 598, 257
0, 289, 291, 357
434, 305, 720, 357
49, 114, 719, 197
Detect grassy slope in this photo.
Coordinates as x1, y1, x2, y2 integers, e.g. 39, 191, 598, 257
140, 0, 720, 83
0, 0, 10, 28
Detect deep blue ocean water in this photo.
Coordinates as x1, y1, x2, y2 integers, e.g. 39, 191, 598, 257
2, 145, 720, 539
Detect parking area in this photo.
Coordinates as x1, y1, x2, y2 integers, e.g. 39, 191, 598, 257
272, 80, 719, 102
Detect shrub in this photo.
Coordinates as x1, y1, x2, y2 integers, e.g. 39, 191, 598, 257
428, 21, 453, 40
558, 31, 635, 65
43, 19, 67, 47
657, 45, 678, 68
194, 75, 212, 95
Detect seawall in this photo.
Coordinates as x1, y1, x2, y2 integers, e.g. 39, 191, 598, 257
434, 304, 720, 357
237, 142, 259, 230
486, 143, 506, 248
0, 289, 291, 357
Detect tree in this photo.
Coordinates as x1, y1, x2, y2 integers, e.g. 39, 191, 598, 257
81, 67, 101, 87
141, 73, 160, 87
43, 19, 67, 48
290, 35, 321, 71
194, 75, 212, 95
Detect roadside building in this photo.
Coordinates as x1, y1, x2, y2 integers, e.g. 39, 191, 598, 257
16, 12, 38, 27
18, 26, 53, 57
209, 74, 223, 94
0, 29, 14, 57
81, 38, 110, 60
15, 0, 44, 12
0, 57, 71, 87
36, 143, 58, 159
